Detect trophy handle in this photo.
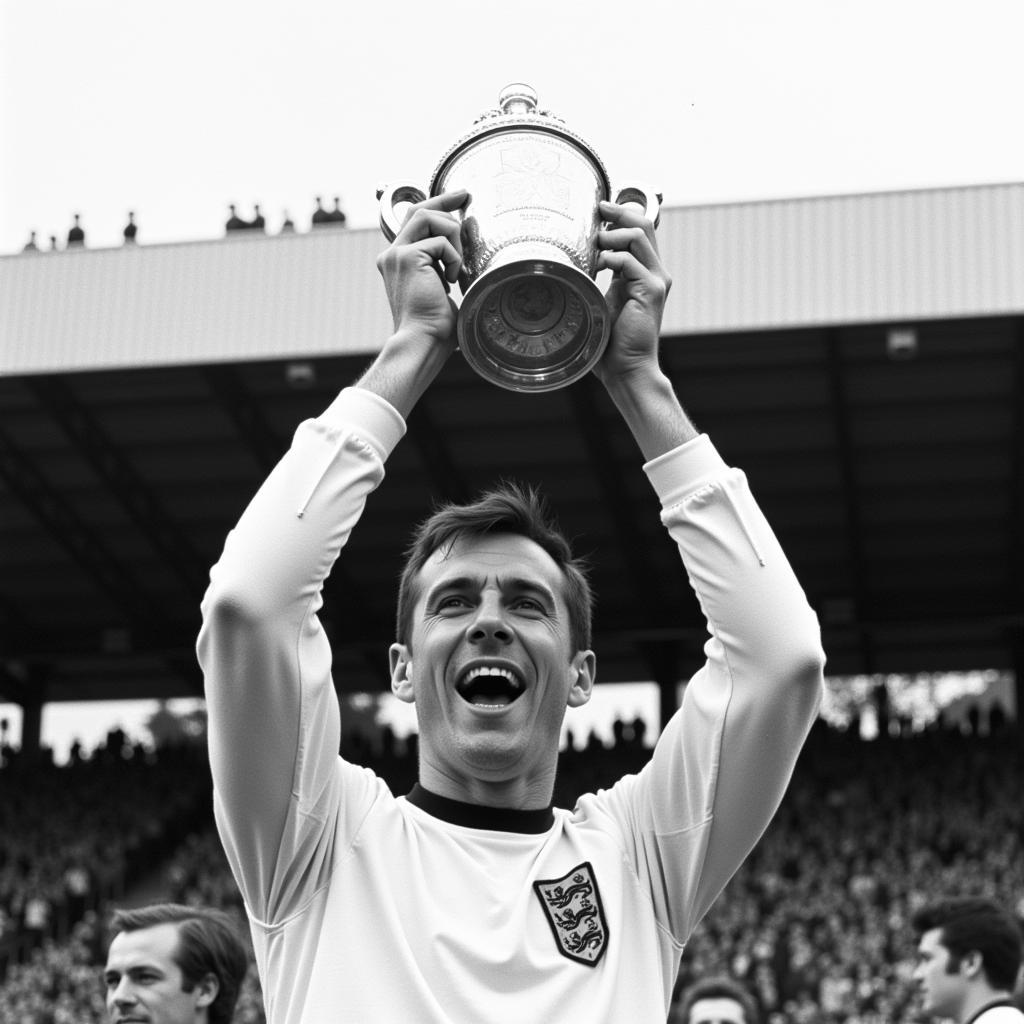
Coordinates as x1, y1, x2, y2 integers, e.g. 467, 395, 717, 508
613, 184, 663, 229
376, 182, 429, 241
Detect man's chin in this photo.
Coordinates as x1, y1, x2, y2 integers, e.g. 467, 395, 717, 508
459, 734, 526, 773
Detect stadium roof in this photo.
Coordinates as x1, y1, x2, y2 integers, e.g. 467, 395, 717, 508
2, 182, 1023, 708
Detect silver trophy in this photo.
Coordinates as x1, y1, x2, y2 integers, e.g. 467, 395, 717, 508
377, 84, 661, 392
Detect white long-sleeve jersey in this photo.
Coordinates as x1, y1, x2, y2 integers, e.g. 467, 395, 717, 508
198, 386, 825, 1023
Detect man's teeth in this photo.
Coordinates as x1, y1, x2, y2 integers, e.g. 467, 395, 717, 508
466, 667, 517, 683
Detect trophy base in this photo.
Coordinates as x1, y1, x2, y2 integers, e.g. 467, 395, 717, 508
458, 260, 609, 393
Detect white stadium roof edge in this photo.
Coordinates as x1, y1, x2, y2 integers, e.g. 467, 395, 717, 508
3, 180, 1023, 376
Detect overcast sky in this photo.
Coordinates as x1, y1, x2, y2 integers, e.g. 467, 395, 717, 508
3, 0, 1023, 255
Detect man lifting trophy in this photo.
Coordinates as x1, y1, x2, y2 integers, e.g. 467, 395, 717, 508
202, 78, 824, 1022
377, 83, 661, 391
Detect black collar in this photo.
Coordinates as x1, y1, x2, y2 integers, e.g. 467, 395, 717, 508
406, 784, 554, 834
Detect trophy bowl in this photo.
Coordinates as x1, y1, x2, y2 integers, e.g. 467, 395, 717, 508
377, 84, 660, 393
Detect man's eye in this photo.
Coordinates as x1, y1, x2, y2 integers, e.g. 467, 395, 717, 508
514, 598, 543, 612
438, 596, 469, 609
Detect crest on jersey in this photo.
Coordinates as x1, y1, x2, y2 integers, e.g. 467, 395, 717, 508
533, 861, 608, 966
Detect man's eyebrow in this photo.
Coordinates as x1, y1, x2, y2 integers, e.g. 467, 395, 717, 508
423, 575, 557, 604
426, 575, 477, 593
105, 963, 161, 976
499, 576, 557, 602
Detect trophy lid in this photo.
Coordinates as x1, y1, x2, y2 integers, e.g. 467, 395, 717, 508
429, 83, 611, 196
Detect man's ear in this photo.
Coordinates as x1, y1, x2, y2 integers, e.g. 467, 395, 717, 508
567, 650, 596, 708
389, 643, 415, 704
194, 972, 219, 1009
961, 949, 984, 980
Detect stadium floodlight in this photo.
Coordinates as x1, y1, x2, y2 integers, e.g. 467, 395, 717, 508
285, 361, 316, 388
886, 328, 918, 360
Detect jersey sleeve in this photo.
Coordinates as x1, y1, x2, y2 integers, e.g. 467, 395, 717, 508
197, 387, 405, 924
584, 433, 825, 944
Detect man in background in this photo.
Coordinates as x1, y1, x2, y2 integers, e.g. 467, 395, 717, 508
675, 975, 760, 1024
912, 896, 1024, 1024
103, 902, 248, 1024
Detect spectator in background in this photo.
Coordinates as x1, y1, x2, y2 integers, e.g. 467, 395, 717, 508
675, 975, 760, 1024
103, 902, 248, 1024
123, 212, 137, 244
67, 214, 85, 247
328, 195, 346, 225
225, 205, 248, 232
911, 897, 1024, 1024
22, 888, 51, 944
310, 195, 329, 226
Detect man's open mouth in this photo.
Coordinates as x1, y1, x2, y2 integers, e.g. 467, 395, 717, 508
456, 666, 525, 707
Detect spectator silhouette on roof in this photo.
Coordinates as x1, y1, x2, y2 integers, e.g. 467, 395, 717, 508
252, 203, 266, 232
311, 196, 330, 227
49, 235, 59, 252
22, 231, 39, 252
329, 196, 347, 226
67, 214, 85, 247
280, 210, 295, 234
225, 204, 248, 232
123, 211, 137, 245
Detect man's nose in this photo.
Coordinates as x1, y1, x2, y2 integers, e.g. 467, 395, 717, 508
468, 595, 512, 643
111, 976, 137, 1007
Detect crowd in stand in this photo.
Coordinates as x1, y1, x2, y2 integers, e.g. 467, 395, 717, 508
0, 732, 212, 980
671, 720, 1024, 1023
20, 195, 348, 253
0, 716, 1020, 1022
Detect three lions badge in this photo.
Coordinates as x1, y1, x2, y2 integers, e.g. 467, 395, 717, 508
533, 862, 608, 966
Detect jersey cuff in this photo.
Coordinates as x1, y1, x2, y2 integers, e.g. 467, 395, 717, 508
643, 434, 730, 506
318, 387, 407, 461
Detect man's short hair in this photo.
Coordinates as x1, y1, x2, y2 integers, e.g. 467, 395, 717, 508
912, 896, 1024, 992
677, 975, 760, 1024
396, 481, 593, 653
110, 903, 249, 1024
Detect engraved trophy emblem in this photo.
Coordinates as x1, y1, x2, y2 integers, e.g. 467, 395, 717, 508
377, 84, 661, 393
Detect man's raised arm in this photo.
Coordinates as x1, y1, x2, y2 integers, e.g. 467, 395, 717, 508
197, 192, 469, 920
590, 199, 825, 942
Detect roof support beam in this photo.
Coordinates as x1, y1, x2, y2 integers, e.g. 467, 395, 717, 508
406, 397, 470, 503
203, 365, 287, 471
1011, 317, 1024, 612
203, 364, 391, 689
0, 420, 196, 689
0, 420, 162, 626
568, 375, 677, 681
1010, 318, 1024, 741
0, 660, 33, 705
27, 375, 209, 598
824, 328, 875, 673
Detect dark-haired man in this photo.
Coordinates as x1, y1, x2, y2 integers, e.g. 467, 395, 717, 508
676, 975, 760, 1024
103, 902, 248, 1024
199, 190, 825, 1021
913, 897, 1024, 1023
